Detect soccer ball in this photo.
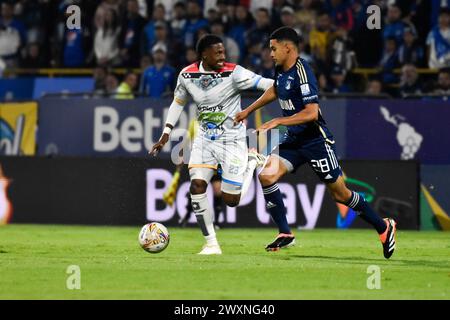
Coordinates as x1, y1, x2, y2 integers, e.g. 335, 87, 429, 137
138, 222, 170, 253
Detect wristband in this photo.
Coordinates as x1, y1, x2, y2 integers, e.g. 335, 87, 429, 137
163, 126, 172, 135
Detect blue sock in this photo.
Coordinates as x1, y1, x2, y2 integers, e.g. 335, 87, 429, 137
262, 183, 291, 234
345, 191, 387, 234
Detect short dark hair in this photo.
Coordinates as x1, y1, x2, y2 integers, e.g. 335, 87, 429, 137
196, 34, 223, 55
257, 7, 270, 16
270, 27, 299, 46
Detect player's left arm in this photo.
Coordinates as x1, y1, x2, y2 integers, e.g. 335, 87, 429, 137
232, 65, 274, 91
256, 103, 319, 132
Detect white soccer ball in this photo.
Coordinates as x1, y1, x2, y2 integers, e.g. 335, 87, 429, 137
138, 222, 170, 253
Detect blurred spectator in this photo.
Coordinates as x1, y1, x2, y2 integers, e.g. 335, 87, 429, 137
215, 0, 234, 28
142, 3, 167, 55
317, 71, 330, 92
140, 54, 152, 70
398, 25, 425, 66
298, 35, 314, 65
93, 66, 108, 92
244, 42, 262, 71
295, 0, 320, 42
270, 0, 286, 29
16, 0, 49, 45
183, 0, 209, 48
105, 73, 119, 95
325, 0, 354, 31
426, 8, 450, 69
210, 21, 240, 63
329, 65, 351, 93
434, 67, 450, 95
246, 8, 272, 52
399, 63, 423, 97
116, 71, 138, 99
365, 78, 384, 95
383, 3, 408, 46
94, 8, 121, 66
309, 11, 333, 68
280, 6, 301, 36
249, 0, 273, 16
154, 0, 177, 20
431, 0, 450, 27
94, 0, 121, 30
0, 2, 27, 45
21, 42, 47, 68
329, 27, 356, 73
206, 8, 220, 26
380, 37, 400, 84
120, 0, 146, 67
184, 46, 198, 65
62, 23, 89, 68
349, 0, 367, 29
0, 21, 20, 67
228, 5, 254, 63
140, 44, 176, 97
254, 47, 275, 79
152, 21, 184, 70
171, 1, 187, 38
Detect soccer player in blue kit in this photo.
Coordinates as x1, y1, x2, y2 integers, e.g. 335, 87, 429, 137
234, 27, 397, 259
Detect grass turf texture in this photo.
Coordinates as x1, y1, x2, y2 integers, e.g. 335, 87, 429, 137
0, 224, 449, 300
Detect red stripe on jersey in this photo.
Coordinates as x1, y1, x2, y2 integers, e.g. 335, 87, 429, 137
182, 62, 200, 73
181, 62, 236, 73
218, 62, 236, 72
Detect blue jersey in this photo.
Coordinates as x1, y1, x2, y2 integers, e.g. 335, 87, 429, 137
274, 58, 333, 144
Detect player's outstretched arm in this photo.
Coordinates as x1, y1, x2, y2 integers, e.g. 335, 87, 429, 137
256, 103, 319, 133
278, 103, 319, 126
149, 98, 185, 156
234, 85, 277, 124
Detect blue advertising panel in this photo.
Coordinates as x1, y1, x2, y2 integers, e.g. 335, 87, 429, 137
38, 97, 172, 156
0, 78, 35, 100
345, 100, 450, 164
33, 77, 94, 99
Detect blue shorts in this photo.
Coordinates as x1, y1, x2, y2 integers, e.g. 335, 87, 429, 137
272, 135, 342, 183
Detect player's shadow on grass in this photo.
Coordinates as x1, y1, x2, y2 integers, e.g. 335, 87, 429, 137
288, 255, 450, 269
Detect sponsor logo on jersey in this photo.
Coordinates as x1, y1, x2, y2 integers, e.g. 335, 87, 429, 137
300, 83, 311, 95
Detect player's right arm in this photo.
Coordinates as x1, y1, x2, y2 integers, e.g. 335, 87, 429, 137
149, 74, 189, 156
233, 85, 277, 124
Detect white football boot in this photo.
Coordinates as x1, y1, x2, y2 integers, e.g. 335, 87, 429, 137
198, 244, 222, 255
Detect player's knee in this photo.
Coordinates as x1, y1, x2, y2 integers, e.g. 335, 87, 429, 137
258, 172, 278, 187
222, 193, 240, 207
190, 179, 207, 195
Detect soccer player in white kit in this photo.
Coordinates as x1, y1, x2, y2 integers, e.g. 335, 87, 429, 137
150, 35, 273, 255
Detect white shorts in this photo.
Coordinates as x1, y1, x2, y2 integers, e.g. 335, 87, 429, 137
188, 136, 248, 195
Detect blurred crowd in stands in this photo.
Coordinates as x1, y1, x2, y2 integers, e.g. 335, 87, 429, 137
0, 0, 449, 98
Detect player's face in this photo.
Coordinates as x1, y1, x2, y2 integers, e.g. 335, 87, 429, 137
269, 39, 288, 66
203, 43, 226, 70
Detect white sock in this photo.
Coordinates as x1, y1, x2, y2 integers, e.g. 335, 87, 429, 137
190, 193, 218, 246
240, 158, 257, 202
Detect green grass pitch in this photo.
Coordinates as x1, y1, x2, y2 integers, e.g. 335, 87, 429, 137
0, 224, 449, 300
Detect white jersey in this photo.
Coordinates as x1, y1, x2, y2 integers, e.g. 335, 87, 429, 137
174, 62, 267, 140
